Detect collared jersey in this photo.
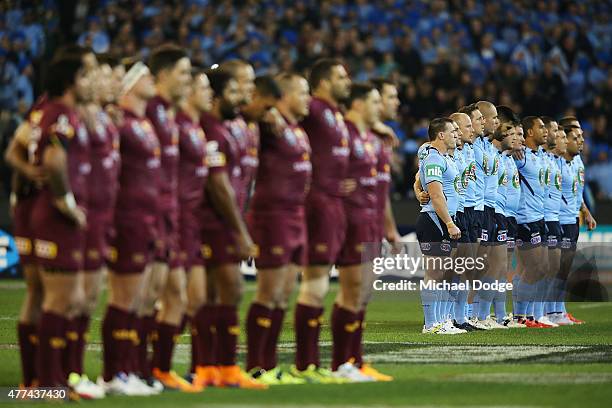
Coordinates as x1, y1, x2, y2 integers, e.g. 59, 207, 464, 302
419, 146, 459, 216
515, 147, 546, 223
559, 158, 578, 224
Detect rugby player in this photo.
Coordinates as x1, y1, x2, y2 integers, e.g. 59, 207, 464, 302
100, 61, 162, 396
198, 68, 265, 389
245, 73, 311, 385
508, 122, 525, 316
141, 45, 196, 391
292, 58, 352, 382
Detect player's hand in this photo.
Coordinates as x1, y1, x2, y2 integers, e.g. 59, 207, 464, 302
447, 223, 461, 240
385, 227, 401, 243
22, 164, 47, 184
262, 107, 285, 137
372, 122, 399, 148
54, 195, 87, 229
236, 231, 257, 260
417, 190, 430, 204
340, 178, 357, 195
512, 148, 525, 161
585, 211, 597, 231
105, 104, 124, 127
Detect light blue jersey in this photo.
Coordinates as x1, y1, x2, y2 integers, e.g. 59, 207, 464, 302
485, 143, 501, 210
495, 152, 510, 215
417, 142, 431, 167
516, 147, 546, 224
461, 142, 478, 208
559, 158, 578, 225
540, 147, 552, 217
544, 152, 563, 222
572, 154, 585, 217
419, 146, 460, 217
452, 147, 467, 213
505, 155, 521, 218
471, 135, 491, 211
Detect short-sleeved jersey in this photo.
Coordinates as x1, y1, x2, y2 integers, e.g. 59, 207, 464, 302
484, 139, 500, 209
419, 146, 459, 216
176, 110, 207, 212
495, 152, 510, 215
515, 147, 546, 224
374, 136, 392, 221
572, 154, 585, 216
250, 119, 312, 212
300, 97, 350, 197
461, 142, 478, 208
14, 97, 47, 199
472, 135, 491, 210
343, 121, 378, 210
242, 122, 259, 190
505, 154, 521, 218
225, 116, 252, 210
453, 146, 473, 213
146, 95, 179, 213
87, 109, 120, 213
417, 142, 431, 165
544, 152, 563, 222
200, 111, 243, 227
560, 158, 577, 224
114, 109, 161, 216
34, 101, 90, 206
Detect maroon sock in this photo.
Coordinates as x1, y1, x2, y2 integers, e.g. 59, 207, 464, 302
216, 305, 238, 366
246, 303, 272, 371
153, 322, 178, 372
138, 314, 155, 377
331, 304, 358, 371
17, 322, 37, 386
37, 312, 67, 387
74, 314, 90, 375
294, 303, 323, 371
102, 306, 131, 381
195, 304, 217, 366
127, 314, 140, 374
263, 308, 285, 371
351, 310, 365, 368
189, 317, 199, 374
63, 318, 79, 377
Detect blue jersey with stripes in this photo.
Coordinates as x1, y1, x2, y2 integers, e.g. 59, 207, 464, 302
544, 152, 563, 222
559, 158, 578, 224
572, 154, 585, 216
471, 135, 491, 211
452, 147, 467, 213
485, 143, 501, 210
461, 142, 478, 208
495, 152, 510, 215
419, 146, 459, 216
515, 147, 546, 223
505, 154, 521, 218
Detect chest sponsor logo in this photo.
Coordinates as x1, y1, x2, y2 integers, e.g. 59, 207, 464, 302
539, 168, 545, 186
425, 164, 443, 179
554, 172, 562, 191
512, 171, 520, 188
324, 109, 335, 127
578, 168, 585, 186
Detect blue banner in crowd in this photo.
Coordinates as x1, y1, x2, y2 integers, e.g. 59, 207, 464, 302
0, 230, 20, 277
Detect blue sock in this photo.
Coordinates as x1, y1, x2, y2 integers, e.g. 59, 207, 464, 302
466, 303, 473, 318
511, 275, 520, 314
527, 301, 535, 318
493, 280, 508, 323
454, 290, 468, 324
472, 293, 480, 319
515, 279, 536, 317
533, 279, 546, 320
421, 288, 437, 328
477, 278, 496, 320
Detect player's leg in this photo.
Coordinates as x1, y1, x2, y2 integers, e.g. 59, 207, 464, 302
186, 264, 205, 378
17, 263, 43, 388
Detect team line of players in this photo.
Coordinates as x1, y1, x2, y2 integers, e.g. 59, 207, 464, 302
414, 101, 595, 334
7, 45, 405, 398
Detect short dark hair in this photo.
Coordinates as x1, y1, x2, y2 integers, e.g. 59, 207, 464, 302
309, 58, 344, 90
149, 44, 188, 76
46, 54, 84, 97
521, 116, 541, 132
347, 82, 376, 107
370, 77, 395, 94
559, 116, 579, 131
97, 53, 120, 68
254, 75, 282, 99
206, 68, 234, 97
220, 59, 250, 77
428, 117, 453, 141
275, 72, 304, 94
541, 116, 556, 127
497, 105, 520, 125
459, 103, 480, 118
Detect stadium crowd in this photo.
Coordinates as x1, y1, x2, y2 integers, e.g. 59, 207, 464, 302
2, 0, 612, 198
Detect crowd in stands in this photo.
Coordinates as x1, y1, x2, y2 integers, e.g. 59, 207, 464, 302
1, 0, 612, 197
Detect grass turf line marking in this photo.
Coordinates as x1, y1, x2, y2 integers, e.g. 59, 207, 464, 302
452, 372, 612, 385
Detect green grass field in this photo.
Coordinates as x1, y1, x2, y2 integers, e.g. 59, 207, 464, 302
1, 280, 612, 407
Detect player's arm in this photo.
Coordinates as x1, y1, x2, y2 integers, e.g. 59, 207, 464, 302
4, 122, 46, 183
42, 142, 86, 228
383, 195, 400, 242
413, 172, 430, 204
372, 122, 399, 148
206, 172, 255, 259
580, 201, 596, 230
428, 181, 460, 240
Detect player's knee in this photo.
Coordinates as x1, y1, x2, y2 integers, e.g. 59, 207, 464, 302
298, 274, 329, 305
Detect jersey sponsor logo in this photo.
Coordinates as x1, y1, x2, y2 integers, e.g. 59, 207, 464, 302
454, 174, 461, 193
156, 105, 167, 123
498, 170, 508, 186
283, 128, 297, 145
15, 237, 32, 256
332, 146, 350, 157
512, 171, 520, 188
572, 176, 578, 195
545, 167, 551, 186
420, 242, 431, 251
207, 152, 226, 167
548, 236, 558, 247
146, 157, 161, 169
425, 164, 443, 179
492, 155, 499, 175
497, 230, 508, 242
52, 114, 75, 139
483, 155, 490, 175
163, 145, 179, 157
293, 161, 312, 172
578, 168, 585, 186
530, 233, 542, 245
324, 109, 335, 127
481, 230, 489, 241
554, 172, 562, 191
354, 138, 365, 158
538, 168, 545, 186
189, 128, 204, 147
34, 239, 58, 259
440, 243, 451, 252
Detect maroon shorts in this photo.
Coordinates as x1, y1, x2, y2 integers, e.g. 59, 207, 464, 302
108, 214, 157, 274
155, 210, 181, 268
337, 208, 378, 266
13, 195, 37, 264
248, 209, 307, 269
179, 209, 203, 270
30, 193, 85, 272
84, 210, 113, 271
200, 224, 241, 267
306, 190, 346, 265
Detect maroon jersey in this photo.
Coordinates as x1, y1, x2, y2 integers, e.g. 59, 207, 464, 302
200, 111, 242, 227
250, 120, 312, 212
87, 109, 120, 213
300, 97, 350, 197
14, 97, 47, 199
176, 110, 208, 211
146, 95, 179, 213
115, 109, 161, 216
225, 116, 250, 209
344, 120, 378, 210
242, 122, 259, 192
374, 136, 392, 222
34, 100, 90, 206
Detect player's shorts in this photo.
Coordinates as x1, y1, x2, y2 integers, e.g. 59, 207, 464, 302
517, 218, 546, 250
575, 216, 580, 241
416, 212, 452, 257
13, 195, 37, 264
248, 209, 307, 269
462, 206, 479, 243
155, 210, 181, 269
200, 224, 242, 267
493, 213, 508, 245
84, 210, 113, 271
305, 189, 346, 265
30, 192, 85, 272
337, 207, 378, 266
545, 221, 562, 249
477, 205, 497, 245
455, 211, 470, 244
506, 216, 517, 251
560, 223, 579, 250
108, 213, 157, 274
179, 208, 203, 270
